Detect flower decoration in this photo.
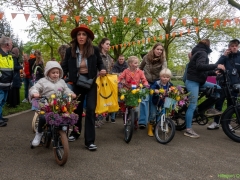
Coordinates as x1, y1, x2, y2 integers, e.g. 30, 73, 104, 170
39, 89, 80, 128
118, 83, 150, 107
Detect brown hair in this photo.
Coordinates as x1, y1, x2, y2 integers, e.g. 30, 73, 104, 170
58, 44, 69, 62
199, 39, 210, 47
70, 33, 94, 58
98, 38, 110, 53
34, 50, 44, 64
147, 42, 165, 64
11, 47, 20, 58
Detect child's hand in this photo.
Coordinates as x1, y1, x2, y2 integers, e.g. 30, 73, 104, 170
71, 93, 77, 99
33, 93, 40, 98
155, 89, 159, 94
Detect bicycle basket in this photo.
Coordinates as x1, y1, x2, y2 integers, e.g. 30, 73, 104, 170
125, 93, 139, 107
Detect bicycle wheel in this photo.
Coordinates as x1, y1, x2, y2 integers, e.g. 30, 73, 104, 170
32, 112, 39, 133
53, 130, 69, 166
221, 105, 240, 143
154, 117, 175, 144
124, 108, 134, 143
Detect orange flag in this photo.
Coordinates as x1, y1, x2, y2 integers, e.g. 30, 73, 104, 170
179, 31, 183, 37
234, 18, 240, 25
128, 42, 131, 46
124, 17, 129, 25
172, 32, 176, 38
153, 36, 156, 41
159, 35, 163, 40
24, 14, 30, 21
0, 12, 4, 20
75, 16, 80, 23
182, 18, 187, 26
50, 14, 55, 21
124, 43, 126, 47
11, 13, 17, 19
87, 16, 92, 24
213, 19, 221, 29
171, 18, 175, 26
62, 15, 68, 23
188, 29, 191, 34
166, 34, 169, 40
120, 44, 123, 48
142, 39, 145, 44
193, 18, 198, 25
147, 37, 151, 43
205, 18, 210, 25
136, 18, 140, 25
99, 16, 104, 24
147, 17, 152, 25
195, 27, 199, 33
37, 14, 42, 20
158, 18, 164, 25
112, 16, 117, 24
137, 40, 141, 44
115, 45, 118, 49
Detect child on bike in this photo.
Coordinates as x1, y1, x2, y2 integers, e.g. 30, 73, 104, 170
29, 61, 76, 146
148, 68, 173, 136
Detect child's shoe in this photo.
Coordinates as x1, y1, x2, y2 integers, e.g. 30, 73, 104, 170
32, 132, 43, 146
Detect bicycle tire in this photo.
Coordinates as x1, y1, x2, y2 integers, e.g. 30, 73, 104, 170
124, 108, 134, 143
154, 117, 176, 144
41, 126, 51, 148
221, 105, 240, 143
32, 112, 39, 133
53, 130, 69, 166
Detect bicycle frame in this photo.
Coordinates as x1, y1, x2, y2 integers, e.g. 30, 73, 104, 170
156, 107, 169, 132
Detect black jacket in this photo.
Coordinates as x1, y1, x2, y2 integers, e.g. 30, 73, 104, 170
187, 43, 217, 84
61, 46, 105, 83
112, 61, 128, 73
12, 56, 23, 88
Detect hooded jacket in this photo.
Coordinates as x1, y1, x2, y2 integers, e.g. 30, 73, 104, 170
187, 43, 217, 84
29, 61, 74, 98
112, 61, 128, 73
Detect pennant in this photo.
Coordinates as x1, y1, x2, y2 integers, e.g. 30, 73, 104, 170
120, 44, 123, 47
172, 32, 176, 38
74, 16, 80, 23
87, 16, 92, 24
166, 34, 169, 40
132, 42, 136, 45
136, 18, 140, 25
182, 18, 187, 26
179, 31, 183, 37
112, 16, 117, 24
195, 26, 199, 33
171, 18, 175, 26
234, 18, 240, 25
11, 13, 17, 19
99, 16, 104, 24
147, 17, 152, 25
205, 18, 210, 25
153, 36, 156, 41
124, 43, 126, 47
37, 14, 42, 20
23, 14, 30, 21
0, 12, 4, 20
188, 29, 191, 34
115, 45, 118, 49
142, 39, 145, 44
158, 18, 164, 25
111, 46, 114, 50
148, 37, 151, 43
213, 19, 221, 29
128, 42, 131, 46
193, 18, 198, 24
61, 15, 68, 23
137, 40, 141, 44
123, 17, 129, 25
159, 35, 163, 40
50, 14, 55, 21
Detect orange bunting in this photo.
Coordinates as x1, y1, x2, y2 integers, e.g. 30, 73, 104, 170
11, 13, 17, 19
50, 14, 55, 21
115, 45, 118, 49
111, 46, 114, 50
142, 39, 145, 44
37, 14, 42, 20
179, 31, 183, 37
132, 42, 136, 45
171, 18, 175, 26
148, 37, 151, 43
205, 18, 210, 25
112, 16, 117, 24
74, 16, 80, 23
153, 36, 156, 41
137, 40, 141, 44
182, 18, 187, 26
124, 43, 126, 47
213, 19, 221, 29
128, 42, 131, 46
24, 14, 30, 21
159, 35, 163, 40
234, 18, 240, 25
0, 12, 4, 20
136, 18, 140, 25
147, 17, 152, 25
120, 44, 123, 47
99, 16, 104, 24
87, 16, 92, 24
193, 18, 198, 24
61, 15, 68, 23
166, 34, 169, 40
188, 29, 191, 34
172, 32, 176, 38
158, 18, 164, 25
195, 27, 199, 33
123, 17, 129, 25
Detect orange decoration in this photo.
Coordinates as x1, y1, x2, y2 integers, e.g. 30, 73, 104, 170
0, 12, 4, 20
142, 39, 145, 44
234, 18, 240, 25
158, 18, 164, 25
99, 16, 104, 24
172, 32, 176, 38
195, 27, 199, 33
147, 37, 150, 43
179, 31, 183, 37
188, 29, 191, 34
132, 42, 136, 45
74, 16, 80, 23
128, 42, 131, 46
166, 34, 169, 40
171, 18, 175, 26
11, 13, 17, 19
120, 44, 123, 47
115, 45, 118, 49
159, 35, 163, 40
137, 40, 141, 44
147, 17, 152, 25
24, 14, 30, 21
61, 15, 68, 23
153, 36, 156, 41
123, 17, 129, 25
205, 18, 210, 25
213, 19, 221, 29
193, 18, 198, 24
182, 18, 187, 26
136, 18, 140, 25
87, 16, 92, 24
124, 43, 126, 47
112, 16, 117, 24
37, 14, 42, 20
50, 14, 55, 21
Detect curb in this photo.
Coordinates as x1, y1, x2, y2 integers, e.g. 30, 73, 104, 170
5, 109, 33, 118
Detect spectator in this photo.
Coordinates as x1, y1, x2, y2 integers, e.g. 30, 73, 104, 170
22, 54, 31, 103
112, 55, 128, 74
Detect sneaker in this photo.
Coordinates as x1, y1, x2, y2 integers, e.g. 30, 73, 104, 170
106, 115, 109, 122
111, 119, 115, 123
205, 109, 222, 117
32, 132, 43, 146
22, 98, 28, 103
0, 120, 7, 127
68, 136, 76, 142
207, 122, 219, 130
85, 144, 97, 150
1, 117, 8, 122
229, 124, 235, 133
184, 129, 200, 138
139, 124, 146, 129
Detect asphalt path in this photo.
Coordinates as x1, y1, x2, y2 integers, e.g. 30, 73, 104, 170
0, 111, 239, 180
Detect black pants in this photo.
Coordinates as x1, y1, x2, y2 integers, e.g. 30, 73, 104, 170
38, 115, 46, 133
73, 81, 97, 146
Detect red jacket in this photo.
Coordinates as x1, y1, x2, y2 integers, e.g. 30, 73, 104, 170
23, 61, 30, 78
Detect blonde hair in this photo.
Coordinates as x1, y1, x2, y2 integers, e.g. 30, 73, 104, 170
127, 56, 139, 66
159, 68, 172, 78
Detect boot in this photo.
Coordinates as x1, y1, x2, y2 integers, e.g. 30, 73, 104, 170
147, 123, 154, 137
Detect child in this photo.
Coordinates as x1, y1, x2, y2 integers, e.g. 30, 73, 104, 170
148, 68, 173, 136
29, 61, 76, 146
118, 56, 148, 87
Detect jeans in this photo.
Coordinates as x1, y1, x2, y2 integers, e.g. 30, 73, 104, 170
138, 94, 150, 125
185, 80, 221, 129
23, 78, 31, 99
0, 90, 8, 119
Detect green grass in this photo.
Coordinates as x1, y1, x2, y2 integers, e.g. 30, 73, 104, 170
3, 84, 31, 116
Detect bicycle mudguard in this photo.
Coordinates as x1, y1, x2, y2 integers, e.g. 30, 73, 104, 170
220, 105, 240, 122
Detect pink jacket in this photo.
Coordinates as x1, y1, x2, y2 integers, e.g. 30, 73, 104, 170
118, 68, 148, 86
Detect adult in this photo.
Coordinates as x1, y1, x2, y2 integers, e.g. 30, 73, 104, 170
61, 24, 106, 150
0, 36, 14, 127
112, 55, 128, 74
58, 44, 69, 65
7, 47, 23, 107
185, 39, 225, 138
98, 37, 116, 123
22, 54, 31, 103
139, 42, 167, 133
29, 50, 44, 86
208, 39, 240, 130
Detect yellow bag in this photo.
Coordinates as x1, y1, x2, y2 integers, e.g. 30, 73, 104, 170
95, 74, 119, 114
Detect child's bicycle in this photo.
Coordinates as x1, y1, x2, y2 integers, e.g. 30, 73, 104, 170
31, 98, 45, 133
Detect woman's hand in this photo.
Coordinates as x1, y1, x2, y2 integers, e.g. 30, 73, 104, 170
32, 93, 40, 98
99, 69, 106, 76
71, 93, 77, 99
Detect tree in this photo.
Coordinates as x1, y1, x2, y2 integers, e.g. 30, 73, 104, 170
227, 0, 240, 10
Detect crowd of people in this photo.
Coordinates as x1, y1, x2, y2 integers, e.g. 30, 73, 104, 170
0, 25, 239, 151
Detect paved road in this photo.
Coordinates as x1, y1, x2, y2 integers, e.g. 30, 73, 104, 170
0, 111, 239, 180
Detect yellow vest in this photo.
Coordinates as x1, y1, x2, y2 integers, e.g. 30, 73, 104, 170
0, 54, 14, 70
